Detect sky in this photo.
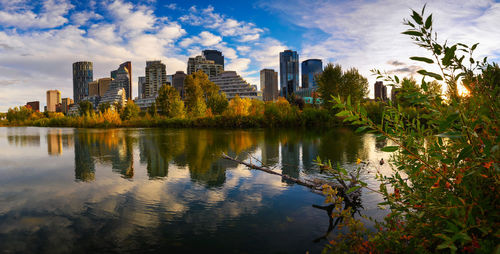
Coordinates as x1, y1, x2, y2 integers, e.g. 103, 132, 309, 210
0, 0, 499, 111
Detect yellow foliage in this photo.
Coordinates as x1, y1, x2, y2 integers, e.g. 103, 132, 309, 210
205, 108, 214, 118
225, 95, 252, 117
102, 109, 122, 125
249, 99, 265, 116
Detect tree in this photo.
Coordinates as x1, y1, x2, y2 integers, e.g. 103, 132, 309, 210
317, 64, 368, 109
98, 102, 111, 113
121, 101, 140, 120
156, 84, 186, 118
79, 101, 93, 116
207, 92, 228, 115
148, 102, 157, 117
225, 95, 251, 117
184, 74, 207, 117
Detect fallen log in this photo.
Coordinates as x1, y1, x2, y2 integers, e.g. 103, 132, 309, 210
221, 153, 346, 196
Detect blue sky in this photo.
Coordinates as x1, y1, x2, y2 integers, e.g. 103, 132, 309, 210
0, 0, 499, 111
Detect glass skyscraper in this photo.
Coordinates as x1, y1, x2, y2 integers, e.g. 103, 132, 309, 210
202, 49, 224, 67
301, 59, 323, 89
279, 50, 299, 98
72, 61, 93, 103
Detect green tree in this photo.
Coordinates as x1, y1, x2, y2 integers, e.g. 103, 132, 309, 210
317, 64, 368, 110
121, 101, 140, 120
98, 102, 111, 113
184, 73, 207, 117
207, 92, 228, 115
79, 101, 93, 116
156, 84, 185, 118
148, 102, 157, 117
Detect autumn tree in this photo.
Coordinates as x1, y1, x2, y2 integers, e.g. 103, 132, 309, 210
317, 64, 368, 109
121, 101, 140, 120
156, 84, 185, 118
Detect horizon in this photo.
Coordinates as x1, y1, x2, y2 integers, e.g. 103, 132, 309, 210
1, 0, 499, 111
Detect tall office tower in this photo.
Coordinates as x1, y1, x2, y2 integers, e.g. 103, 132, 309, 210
187, 55, 223, 77
26, 101, 40, 112
111, 62, 132, 100
260, 69, 278, 101
144, 60, 167, 98
46, 90, 61, 112
61, 98, 74, 114
301, 59, 323, 89
73, 61, 93, 103
172, 71, 187, 98
137, 76, 146, 99
279, 50, 299, 98
374, 81, 387, 101
202, 49, 224, 67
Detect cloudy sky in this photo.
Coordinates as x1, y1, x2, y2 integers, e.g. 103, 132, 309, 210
0, 0, 499, 111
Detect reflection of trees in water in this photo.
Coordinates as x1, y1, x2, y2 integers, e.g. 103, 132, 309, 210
74, 129, 135, 180
318, 128, 368, 164
7, 128, 40, 147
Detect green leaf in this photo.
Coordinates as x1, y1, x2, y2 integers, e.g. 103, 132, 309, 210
346, 186, 361, 194
335, 110, 350, 117
417, 70, 443, 80
411, 10, 423, 25
381, 146, 399, 152
402, 30, 423, 36
394, 75, 399, 83
410, 56, 434, 64
355, 126, 369, 133
471, 43, 479, 51
424, 14, 432, 29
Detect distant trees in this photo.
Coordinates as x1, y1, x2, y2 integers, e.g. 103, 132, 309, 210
317, 64, 368, 109
121, 101, 140, 120
184, 70, 228, 117
79, 101, 93, 116
156, 84, 185, 118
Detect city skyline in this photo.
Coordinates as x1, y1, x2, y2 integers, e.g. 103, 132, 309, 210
1, 0, 499, 111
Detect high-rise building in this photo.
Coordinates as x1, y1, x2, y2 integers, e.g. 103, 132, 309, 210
137, 76, 146, 99
301, 59, 323, 89
202, 49, 224, 67
61, 98, 74, 114
144, 60, 167, 98
187, 55, 223, 77
88, 78, 112, 97
111, 62, 132, 100
26, 101, 40, 112
209, 71, 261, 100
172, 71, 187, 98
46, 90, 61, 112
374, 81, 387, 101
73, 61, 93, 103
279, 50, 299, 98
260, 69, 278, 101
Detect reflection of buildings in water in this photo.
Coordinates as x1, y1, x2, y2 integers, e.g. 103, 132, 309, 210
302, 140, 319, 170
47, 130, 63, 155
7, 129, 41, 147
261, 143, 279, 167
74, 136, 95, 182
280, 141, 300, 180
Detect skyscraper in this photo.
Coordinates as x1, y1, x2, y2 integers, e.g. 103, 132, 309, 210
301, 59, 323, 89
202, 49, 224, 67
111, 62, 132, 100
260, 69, 278, 101
73, 61, 93, 103
374, 81, 387, 101
187, 54, 223, 77
279, 50, 299, 98
144, 60, 167, 98
46, 90, 61, 112
88, 78, 112, 97
137, 76, 146, 99
61, 98, 73, 114
172, 71, 187, 98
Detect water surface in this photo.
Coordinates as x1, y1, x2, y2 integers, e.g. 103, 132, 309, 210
0, 127, 390, 253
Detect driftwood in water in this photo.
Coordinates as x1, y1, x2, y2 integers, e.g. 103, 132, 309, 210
221, 153, 346, 196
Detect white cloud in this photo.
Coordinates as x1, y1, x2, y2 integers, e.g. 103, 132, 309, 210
71, 11, 102, 26
0, 0, 73, 29
106, 0, 156, 37
179, 31, 222, 48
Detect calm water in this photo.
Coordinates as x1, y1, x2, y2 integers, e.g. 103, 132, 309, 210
0, 127, 390, 253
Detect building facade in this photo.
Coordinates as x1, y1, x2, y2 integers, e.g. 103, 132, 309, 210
172, 71, 187, 98
374, 81, 388, 101
137, 76, 146, 99
279, 50, 299, 98
73, 61, 93, 103
88, 78, 112, 97
187, 55, 223, 77
209, 71, 261, 100
61, 98, 74, 114
46, 90, 61, 112
111, 62, 132, 100
144, 61, 167, 98
202, 49, 224, 67
26, 101, 40, 112
260, 69, 278, 101
301, 59, 323, 89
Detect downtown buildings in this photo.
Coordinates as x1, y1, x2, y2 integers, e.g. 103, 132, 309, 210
374, 81, 388, 101
73, 61, 93, 103
260, 69, 278, 101
279, 50, 299, 98
209, 71, 260, 100
46, 90, 61, 112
